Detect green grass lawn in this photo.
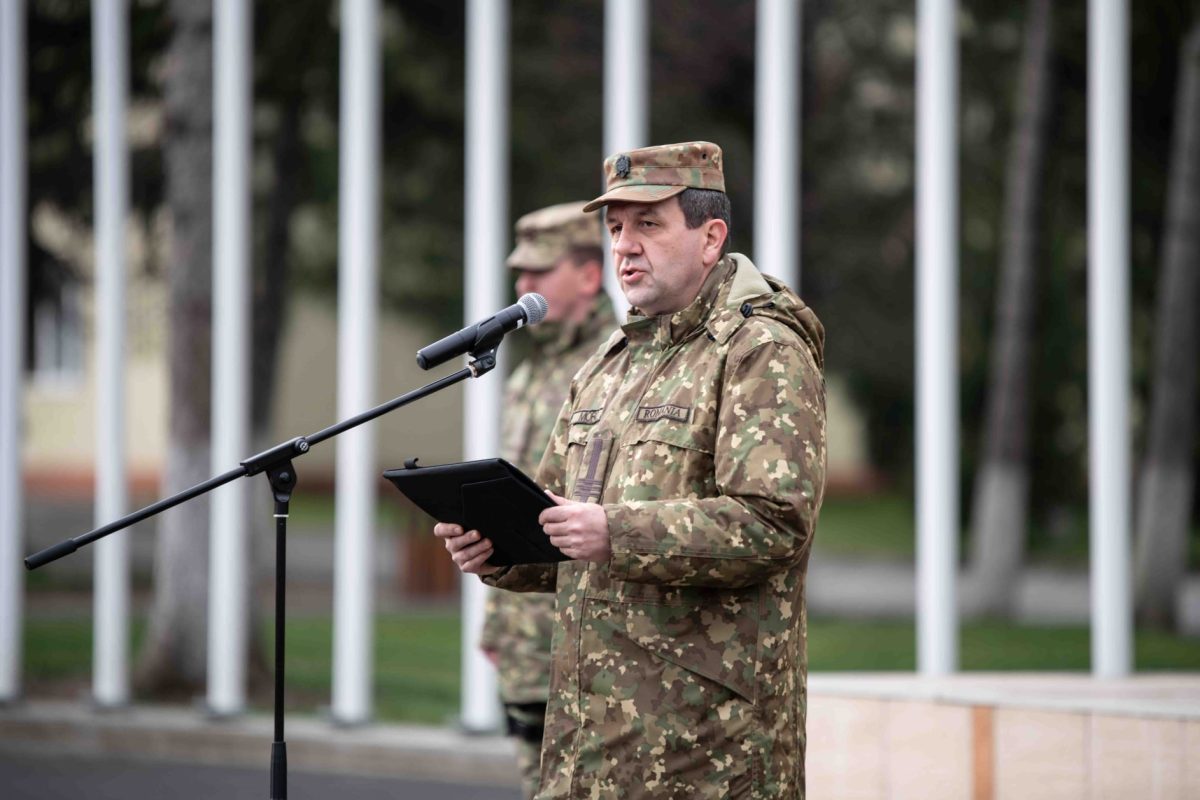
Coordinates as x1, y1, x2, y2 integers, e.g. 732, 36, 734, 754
813, 492, 1200, 567
286, 492, 411, 532
813, 493, 916, 560
23, 612, 1200, 725
285, 611, 461, 724
806, 618, 1200, 671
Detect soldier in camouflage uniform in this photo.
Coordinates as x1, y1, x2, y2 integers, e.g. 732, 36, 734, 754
480, 201, 617, 798
439, 142, 826, 799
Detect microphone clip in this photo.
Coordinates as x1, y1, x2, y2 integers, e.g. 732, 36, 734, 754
468, 348, 498, 378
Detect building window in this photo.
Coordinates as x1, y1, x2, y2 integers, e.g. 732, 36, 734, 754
31, 279, 85, 389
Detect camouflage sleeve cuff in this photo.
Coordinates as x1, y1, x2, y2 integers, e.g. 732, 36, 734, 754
479, 566, 512, 587
605, 502, 645, 580
606, 500, 713, 582
604, 497, 810, 587
481, 563, 559, 593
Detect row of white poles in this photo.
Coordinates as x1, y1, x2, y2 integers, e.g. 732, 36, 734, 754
914, 0, 1133, 677
0, 0, 1135, 714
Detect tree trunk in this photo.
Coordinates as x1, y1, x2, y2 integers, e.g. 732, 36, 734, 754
251, 101, 298, 439
1133, 24, 1200, 628
237, 98, 302, 694
134, 0, 214, 696
967, 0, 1053, 616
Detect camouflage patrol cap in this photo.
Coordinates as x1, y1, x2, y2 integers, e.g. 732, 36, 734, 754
582, 141, 725, 213
505, 201, 603, 272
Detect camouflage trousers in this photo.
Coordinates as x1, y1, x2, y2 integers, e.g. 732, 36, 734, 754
505, 701, 547, 799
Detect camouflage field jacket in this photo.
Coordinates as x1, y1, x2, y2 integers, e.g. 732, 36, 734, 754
480, 296, 617, 704
484, 254, 827, 799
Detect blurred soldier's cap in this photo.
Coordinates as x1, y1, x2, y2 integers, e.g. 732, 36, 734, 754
582, 141, 725, 213
505, 201, 603, 272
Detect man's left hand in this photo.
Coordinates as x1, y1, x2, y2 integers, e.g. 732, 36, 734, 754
540, 491, 611, 562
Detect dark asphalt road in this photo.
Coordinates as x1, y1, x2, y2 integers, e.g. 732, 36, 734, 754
0, 752, 523, 800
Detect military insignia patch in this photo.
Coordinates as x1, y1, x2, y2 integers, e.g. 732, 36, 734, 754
570, 433, 613, 503
570, 408, 603, 425
635, 404, 691, 423
615, 154, 631, 178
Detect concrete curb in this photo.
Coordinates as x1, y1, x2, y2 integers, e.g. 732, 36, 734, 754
0, 701, 521, 787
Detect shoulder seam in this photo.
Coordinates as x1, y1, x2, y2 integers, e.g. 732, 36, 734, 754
726, 327, 814, 377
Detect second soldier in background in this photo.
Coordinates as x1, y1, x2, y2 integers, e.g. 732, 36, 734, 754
479, 202, 617, 798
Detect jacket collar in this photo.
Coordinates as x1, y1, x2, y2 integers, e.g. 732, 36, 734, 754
620, 256, 737, 350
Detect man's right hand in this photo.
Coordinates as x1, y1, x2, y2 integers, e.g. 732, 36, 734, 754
433, 523, 501, 576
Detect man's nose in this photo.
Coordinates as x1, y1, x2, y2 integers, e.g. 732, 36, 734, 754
515, 271, 535, 295
613, 229, 641, 257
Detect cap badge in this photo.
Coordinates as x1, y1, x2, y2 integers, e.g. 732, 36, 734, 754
615, 154, 631, 179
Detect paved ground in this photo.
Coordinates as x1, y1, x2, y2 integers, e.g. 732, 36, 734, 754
0, 700, 524, 794
0, 752, 522, 800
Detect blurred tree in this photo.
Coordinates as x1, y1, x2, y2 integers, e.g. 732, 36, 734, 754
800, 0, 918, 480
131, 0, 346, 698
249, 0, 338, 448
968, 0, 1053, 615
25, 0, 166, 365
134, 0, 215, 695
1134, 22, 1200, 628
801, 1, 1197, 575
24, 0, 1200, 645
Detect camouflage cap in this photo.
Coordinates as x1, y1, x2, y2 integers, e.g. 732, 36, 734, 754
582, 141, 725, 213
505, 201, 603, 272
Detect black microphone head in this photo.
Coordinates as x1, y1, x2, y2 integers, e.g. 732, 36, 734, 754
519, 293, 549, 325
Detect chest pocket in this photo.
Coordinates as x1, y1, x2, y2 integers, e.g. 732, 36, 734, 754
619, 414, 717, 503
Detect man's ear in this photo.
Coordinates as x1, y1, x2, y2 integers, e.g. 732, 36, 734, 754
702, 218, 729, 265
581, 259, 604, 296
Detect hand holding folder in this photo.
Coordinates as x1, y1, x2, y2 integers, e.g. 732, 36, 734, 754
384, 458, 569, 566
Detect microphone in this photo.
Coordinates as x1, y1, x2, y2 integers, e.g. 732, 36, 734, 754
417, 293, 549, 370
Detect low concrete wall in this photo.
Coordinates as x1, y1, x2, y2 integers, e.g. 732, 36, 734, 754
808, 673, 1200, 800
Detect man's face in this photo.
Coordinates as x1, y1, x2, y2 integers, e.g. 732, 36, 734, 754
605, 198, 725, 317
513, 255, 599, 324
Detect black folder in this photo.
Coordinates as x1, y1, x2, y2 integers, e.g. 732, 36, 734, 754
383, 458, 568, 567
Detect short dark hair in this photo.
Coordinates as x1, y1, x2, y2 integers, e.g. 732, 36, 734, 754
565, 244, 604, 268
562, 244, 604, 297
678, 188, 732, 256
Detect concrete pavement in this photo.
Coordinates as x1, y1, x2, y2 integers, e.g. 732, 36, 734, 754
0, 752, 522, 800
0, 700, 523, 794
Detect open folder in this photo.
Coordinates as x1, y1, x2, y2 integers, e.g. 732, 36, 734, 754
383, 458, 568, 567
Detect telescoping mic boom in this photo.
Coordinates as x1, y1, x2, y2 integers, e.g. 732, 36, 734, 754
416, 293, 549, 370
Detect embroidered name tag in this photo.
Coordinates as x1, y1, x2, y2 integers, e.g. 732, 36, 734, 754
636, 404, 691, 423
570, 408, 603, 425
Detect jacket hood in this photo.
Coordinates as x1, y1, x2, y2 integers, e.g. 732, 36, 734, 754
607, 253, 825, 370
708, 253, 825, 370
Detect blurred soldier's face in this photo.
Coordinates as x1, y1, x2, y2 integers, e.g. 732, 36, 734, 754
513, 256, 601, 324
606, 198, 727, 317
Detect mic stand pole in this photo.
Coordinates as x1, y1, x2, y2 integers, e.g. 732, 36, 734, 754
25, 348, 499, 800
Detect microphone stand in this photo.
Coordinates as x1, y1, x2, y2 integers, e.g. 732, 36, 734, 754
24, 347, 499, 800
